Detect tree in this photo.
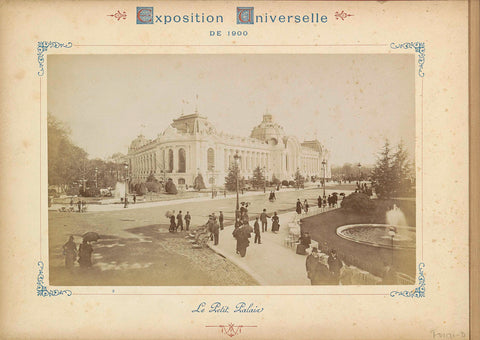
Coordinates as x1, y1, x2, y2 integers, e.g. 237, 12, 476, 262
48, 113, 88, 188
391, 141, 414, 196
294, 169, 305, 188
165, 179, 178, 194
251, 166, 265, 189
224, 163, 245, 191
271, 174, 281, 186
371, 140, 414, 198
193, 174, 206, 191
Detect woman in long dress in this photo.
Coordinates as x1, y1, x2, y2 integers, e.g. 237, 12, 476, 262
63, 236, 77, 268
271, 212, 280, 233
78, 239, 93, 268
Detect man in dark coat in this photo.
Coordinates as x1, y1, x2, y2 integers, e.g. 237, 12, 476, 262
306, 247, 320, 280
310, 260, 332, 285
253, 217, 261, 244
296, 199, 302, 214
184, 211, 191, 231
169, 211, 177, 233
318, 196, 322, 208
211, 218, 220, 245
327, 250, 343, 284
177, 211, 184, 231
260, 209, 269, 232
219, 211, 224, 230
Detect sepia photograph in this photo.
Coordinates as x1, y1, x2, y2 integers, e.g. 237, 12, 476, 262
47, 54, 416, 286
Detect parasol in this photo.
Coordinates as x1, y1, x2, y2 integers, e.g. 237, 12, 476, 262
82, 231, 100, 242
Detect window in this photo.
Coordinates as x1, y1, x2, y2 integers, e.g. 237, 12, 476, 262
207, 148, 215, 170
178, 178, 185, 185
168, 149, 173, 172
178, 148, 186, 173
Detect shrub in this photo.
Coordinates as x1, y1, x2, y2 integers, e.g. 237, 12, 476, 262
66, 186, 79, 196
80, 187, 100, 197
145, 181, 161, 193
137, 183, 147, 195
281, 180, 289, 187
165, 179, 178, 194
340, 192, 374, 213
288, 180, 295, 187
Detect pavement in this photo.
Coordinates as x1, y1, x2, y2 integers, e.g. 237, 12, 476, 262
209, 207, 338, 285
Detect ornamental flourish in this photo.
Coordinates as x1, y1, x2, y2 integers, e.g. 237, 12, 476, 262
37, 41, 73, 77
37, 261, 72, 297
390, 262, 425, 298
390, 42, 425, 77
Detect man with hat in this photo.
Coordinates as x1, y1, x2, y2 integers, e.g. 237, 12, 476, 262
306, 247, 320, 281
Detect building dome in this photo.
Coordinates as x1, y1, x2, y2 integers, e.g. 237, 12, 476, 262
129, 134, 149, 150
250, 114, 286, 146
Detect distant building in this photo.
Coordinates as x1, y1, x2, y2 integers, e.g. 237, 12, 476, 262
126, 112, 331, 187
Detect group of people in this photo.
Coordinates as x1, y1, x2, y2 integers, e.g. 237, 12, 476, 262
62, 236, 94, 269
168, 210, 192, 232
306, 248, 344, 285
69, 198, 87, 213
316, 194, 338, 210
296, 199, 310, 215
230, 202, 280, 257
268, 191, 277, 202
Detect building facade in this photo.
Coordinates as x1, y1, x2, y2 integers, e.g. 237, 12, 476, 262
126, 112, 331, 187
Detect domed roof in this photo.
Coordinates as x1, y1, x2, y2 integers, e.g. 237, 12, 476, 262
129, 134, 150, 150
250, 114, 286, 145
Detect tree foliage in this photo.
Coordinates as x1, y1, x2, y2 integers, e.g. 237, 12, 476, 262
371, 140, 414, 198
193, 174, 206, 191
48, 113, 88, 187
294, 169, 305, 188
251, 166, 265, 189
165, 179, 178, 194
341, 192, 374, 213
225, 163, 245, 191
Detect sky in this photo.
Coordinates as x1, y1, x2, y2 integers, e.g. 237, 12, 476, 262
47, 54, 415, 166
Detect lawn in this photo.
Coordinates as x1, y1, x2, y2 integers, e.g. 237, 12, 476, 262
300, 199, 416, 278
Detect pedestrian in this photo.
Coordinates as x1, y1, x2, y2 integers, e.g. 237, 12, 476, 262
322, 196, 327, 209
234, 223, 251, 257
219, 211, 224, 230
271, 212, 280, 233
296, 231, 311, 255
82, 200, 87, 212
211, 217, 220, 245
260, 209, 269, 232
296, 199, 302, 215
177, 210, 184, 231
306, 247, 319, 281
303, 199, 309, 213
69, 198, 74, 207
310, 258, 332, 285
78, 239, 93, 268
62, 236, 77, 269
184, 211, 191, 231
169, 210, 176, 232
253, 217, 261, 244
133, 194, 136, 204
317, 195, 322, 209
327, 250, 343, 284
77, 200, 82, 213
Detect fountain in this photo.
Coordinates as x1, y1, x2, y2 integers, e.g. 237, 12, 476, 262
336, 205, 415, 249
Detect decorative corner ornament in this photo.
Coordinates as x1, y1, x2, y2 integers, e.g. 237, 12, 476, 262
335, 11, 354, 21
390, 42, 426, 77
37, 41, 73, 77
108, 10, 127, 21
390, 262, 425, 298
37, 261, 72, 297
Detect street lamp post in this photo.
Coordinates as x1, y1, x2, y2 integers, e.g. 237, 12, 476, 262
233, 152, 241, 222
357, 162, 362, 182
123, 162, 129, 208
322, 159, 326, 198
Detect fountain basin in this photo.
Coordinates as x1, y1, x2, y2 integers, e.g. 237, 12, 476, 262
336, 224, 415, 249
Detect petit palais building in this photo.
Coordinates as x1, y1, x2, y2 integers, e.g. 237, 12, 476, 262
126, 112, 331, 188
